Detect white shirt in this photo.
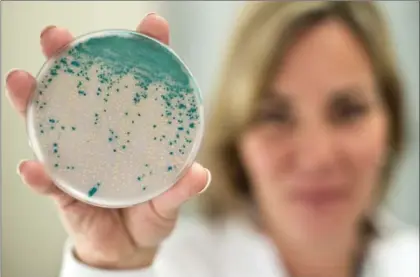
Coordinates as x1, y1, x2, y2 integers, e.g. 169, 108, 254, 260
59, 212, 419, 277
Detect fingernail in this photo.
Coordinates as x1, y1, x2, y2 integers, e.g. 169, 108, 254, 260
199, 169, 212, 194
17, 160, 28, 175
40, 25, 56, 38
141, 12, 156, 22
145, 12, 157, 17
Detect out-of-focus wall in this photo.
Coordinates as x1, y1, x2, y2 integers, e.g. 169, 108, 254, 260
379, 1, 419, 226
1, 2, 162, 277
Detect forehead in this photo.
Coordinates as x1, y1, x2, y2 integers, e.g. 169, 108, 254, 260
270, 19, 375, 100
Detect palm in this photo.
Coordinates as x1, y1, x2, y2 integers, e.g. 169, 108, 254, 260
57, 184, 178, 263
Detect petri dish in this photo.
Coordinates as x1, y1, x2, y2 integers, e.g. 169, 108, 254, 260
26, 29, 204, 208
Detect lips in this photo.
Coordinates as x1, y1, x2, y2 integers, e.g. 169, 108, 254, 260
293, 188, 348, 206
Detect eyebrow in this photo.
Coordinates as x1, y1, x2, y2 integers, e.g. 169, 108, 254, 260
331, 85, 363, 95
261, 88, 290, 103
329, 85, 369, 103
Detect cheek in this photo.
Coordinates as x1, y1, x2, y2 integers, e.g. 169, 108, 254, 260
345, 115, 387, 175
239, 129, 280, 187
340, 113, 389, 204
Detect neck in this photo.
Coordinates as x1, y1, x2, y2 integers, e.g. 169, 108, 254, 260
265, 223, 363, 277
280, 238, 360, 277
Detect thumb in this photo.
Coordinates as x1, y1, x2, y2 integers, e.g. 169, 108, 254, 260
151, 162, 211, 219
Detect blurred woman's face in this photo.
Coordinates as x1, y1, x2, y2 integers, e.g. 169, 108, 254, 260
239, 19, 389, 243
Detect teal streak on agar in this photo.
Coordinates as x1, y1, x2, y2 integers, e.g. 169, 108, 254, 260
88, 186, 98, 197
88, 182, 101, 197
72, 34, 188, 84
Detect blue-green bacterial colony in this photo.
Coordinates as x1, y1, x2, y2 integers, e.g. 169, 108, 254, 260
27, 30, 203, 207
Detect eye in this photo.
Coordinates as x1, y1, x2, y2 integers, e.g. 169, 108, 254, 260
254, 92, 294, 126
330, 96, 369, 124
256, 105, 292, 125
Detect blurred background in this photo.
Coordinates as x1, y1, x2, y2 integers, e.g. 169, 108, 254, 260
1, 1, 418, 277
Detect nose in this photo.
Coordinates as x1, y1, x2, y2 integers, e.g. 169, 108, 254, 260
295, 124, 336, 175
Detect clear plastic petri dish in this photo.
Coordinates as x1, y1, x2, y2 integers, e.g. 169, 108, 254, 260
26, 29, 204, 208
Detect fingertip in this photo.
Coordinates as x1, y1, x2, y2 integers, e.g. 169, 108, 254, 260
17, 159, 29, 176
5, 70, 36, 115
40, 25, 57, 39
6, 69, 20, 84
6, 69, 32, 89
199, 168, 212, 194
182, 163, 209, 196
17, 160, 55, 194
41, 26, 74, 58
137, 13, 170, 45
151, 162, 209, 218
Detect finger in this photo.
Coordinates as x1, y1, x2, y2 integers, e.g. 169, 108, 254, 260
18, 160, 55, 194
17, 160, 76, 208
5, 70, 36, 116
136, 13, 170, 45
40, 26, 74, 58
151, 162, 211, 219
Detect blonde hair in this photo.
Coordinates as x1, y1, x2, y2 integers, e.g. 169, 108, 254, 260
198, 2, 404, 225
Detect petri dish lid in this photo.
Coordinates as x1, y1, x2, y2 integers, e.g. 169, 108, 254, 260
26, 29, 204, 208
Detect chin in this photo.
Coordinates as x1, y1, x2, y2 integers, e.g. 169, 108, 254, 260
290, 204, 357, 240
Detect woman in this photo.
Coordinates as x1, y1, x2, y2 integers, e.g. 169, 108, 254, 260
6, 2, 419, 277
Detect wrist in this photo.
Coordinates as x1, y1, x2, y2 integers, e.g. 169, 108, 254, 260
74, 247, 157, 270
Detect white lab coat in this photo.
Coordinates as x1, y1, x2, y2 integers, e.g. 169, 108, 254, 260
59, 211, 419, 277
